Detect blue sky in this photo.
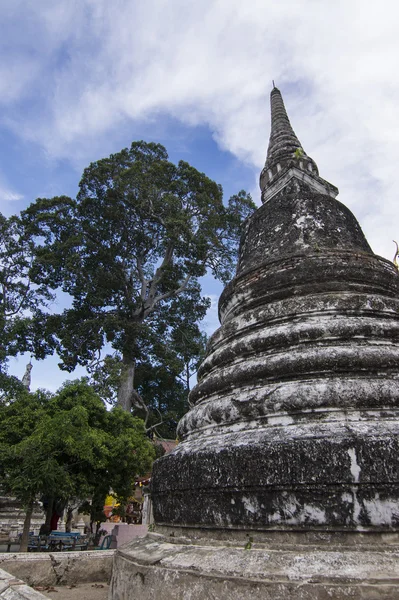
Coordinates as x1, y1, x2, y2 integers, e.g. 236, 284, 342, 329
2, 0, 399, 391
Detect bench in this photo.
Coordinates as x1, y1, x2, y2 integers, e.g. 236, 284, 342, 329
48, 532, 89, 551
27, 535, 49, 551
95, 534, 112, 550
27, 531, 89, 552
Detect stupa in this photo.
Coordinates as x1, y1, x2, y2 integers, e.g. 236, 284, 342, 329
110, 87, 399, 599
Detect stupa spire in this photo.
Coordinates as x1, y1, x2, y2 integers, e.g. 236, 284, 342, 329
266, 86, 305, 167
260, 85, 338, 202
21, 359, 33, 391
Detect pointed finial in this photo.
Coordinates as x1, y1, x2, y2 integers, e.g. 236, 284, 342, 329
259, 86, 338, 203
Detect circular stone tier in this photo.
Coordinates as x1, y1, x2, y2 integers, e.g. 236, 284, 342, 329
151, 178, 399, 531
110, 530, 399, 600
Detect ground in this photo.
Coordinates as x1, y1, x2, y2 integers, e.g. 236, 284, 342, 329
35, 582, 109, 600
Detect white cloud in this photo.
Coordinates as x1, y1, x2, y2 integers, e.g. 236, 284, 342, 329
203, 294, 221, 337
0, 58, 40, 105
1, 0, 399, 261
0, 187, 22, 203
0, 179, 23, 209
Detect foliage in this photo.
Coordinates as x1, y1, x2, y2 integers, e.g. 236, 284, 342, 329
22, 141, 255, 413
0, 379, 154, 540
0, 213, 54, 398
89, 293, 209, 435
0, 372, 27, 405
171, 323, 208, 395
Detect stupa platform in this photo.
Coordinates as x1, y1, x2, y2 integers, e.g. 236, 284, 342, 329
110, 529, 399, 599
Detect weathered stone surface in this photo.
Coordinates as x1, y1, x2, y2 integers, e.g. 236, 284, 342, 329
235, 183, 372, 275
0, 567, 46, 600
110, 533, 399, 600
0, 551, 113, 587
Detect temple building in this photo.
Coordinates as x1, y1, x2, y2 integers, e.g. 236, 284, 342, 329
111, 87, 399, 599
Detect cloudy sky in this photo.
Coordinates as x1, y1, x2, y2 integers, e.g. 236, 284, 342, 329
2, 0, 399, 390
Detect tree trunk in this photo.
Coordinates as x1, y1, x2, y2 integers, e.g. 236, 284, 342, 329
19, 500, 34, 552
65, 506, 73, 532
117, 358, 136, 412
45, 496, 54, 530
186, 363, 190, 393
117, 357, 148, 420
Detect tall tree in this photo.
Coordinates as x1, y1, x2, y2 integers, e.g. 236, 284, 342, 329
22, 142, 255, 412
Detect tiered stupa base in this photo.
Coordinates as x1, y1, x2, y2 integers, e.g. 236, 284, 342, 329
110, 528, 399, 600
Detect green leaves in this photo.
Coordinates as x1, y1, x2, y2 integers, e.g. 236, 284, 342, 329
0, 212, 55, 383
18, 140, 255, 413
0, 380, 154, 514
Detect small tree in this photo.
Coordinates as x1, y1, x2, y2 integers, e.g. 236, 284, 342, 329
0, 388, 61, 551
0, 380, 154, 550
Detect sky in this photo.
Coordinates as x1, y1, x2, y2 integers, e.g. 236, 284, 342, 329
1, 0, 399, 391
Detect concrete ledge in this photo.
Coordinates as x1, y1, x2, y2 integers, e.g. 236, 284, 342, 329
0, 551, 114, 587
110, 533, 399, 599
0, 567, 47, 600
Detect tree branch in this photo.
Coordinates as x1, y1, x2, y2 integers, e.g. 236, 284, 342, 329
3, 279, 32, 318
136, 255, 149, 301
142, 274, 191, 319
147, 241, 174, 300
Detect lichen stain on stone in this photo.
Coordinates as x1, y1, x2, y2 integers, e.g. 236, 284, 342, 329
347, 448, 361, 483
363, 495, 399, 526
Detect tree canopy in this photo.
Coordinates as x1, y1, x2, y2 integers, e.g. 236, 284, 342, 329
22, 141, 255, 414
0, 213, 54, 400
